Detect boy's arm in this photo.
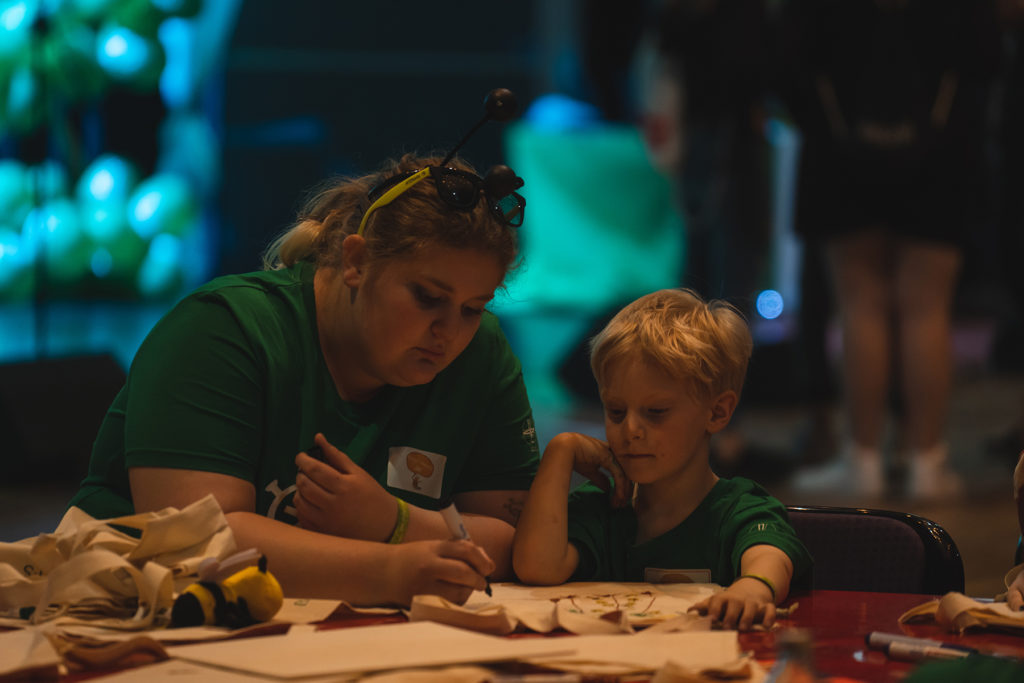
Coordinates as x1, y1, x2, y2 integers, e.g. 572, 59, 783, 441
734, 543, 794, 604
512, 433, 586, 585
690, 544, 794, 631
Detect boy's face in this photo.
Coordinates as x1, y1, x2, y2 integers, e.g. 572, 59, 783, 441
600, 356, 732, 485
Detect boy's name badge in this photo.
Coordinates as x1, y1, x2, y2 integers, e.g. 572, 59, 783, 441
387, 446, 446, 499
644, 568, 712, 584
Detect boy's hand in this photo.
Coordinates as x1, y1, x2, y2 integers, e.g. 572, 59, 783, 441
1008, 569, 1024, 611
551, 432, 632, 508
690, 581, 778, 631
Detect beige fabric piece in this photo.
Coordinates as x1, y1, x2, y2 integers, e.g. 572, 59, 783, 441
0, 494, 235, 630
408, 581, 720, 635
650, 654, 767, 683
899, 588, 1024, 634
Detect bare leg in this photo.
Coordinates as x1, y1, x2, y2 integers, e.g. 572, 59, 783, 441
893, 238, 963, 499
893, 239, 961, 451
791, 231, 890, 498
826, 230, 894, 451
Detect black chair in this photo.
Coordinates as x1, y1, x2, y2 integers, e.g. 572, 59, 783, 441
786, 505, 965, 595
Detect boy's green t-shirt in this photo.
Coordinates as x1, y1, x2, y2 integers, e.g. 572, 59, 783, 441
566, 477, 812, 585
69, 261, 541, 522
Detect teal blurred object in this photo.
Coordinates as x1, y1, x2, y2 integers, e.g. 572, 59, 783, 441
0, 226, 32, 300
495, 121, 685, 316
1, 59, 44, 134
22, 197, 91, 287
136, 231, 182, 297
0, 159, 31, 229
76, 153, 138, 244
0, 0, 37, 60
29, 160, 70, 201
492, 120, 685, 411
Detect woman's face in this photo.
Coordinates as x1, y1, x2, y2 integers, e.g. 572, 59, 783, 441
332, 243, 505, 395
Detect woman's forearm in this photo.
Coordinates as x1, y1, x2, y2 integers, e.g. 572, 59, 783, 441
226, 511, 403, 605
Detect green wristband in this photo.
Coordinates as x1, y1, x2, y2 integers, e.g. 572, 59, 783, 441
387, 497, 410, 544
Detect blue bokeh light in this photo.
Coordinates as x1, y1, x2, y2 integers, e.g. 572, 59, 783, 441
97, 25, 150, 77
756, 289, 785, 320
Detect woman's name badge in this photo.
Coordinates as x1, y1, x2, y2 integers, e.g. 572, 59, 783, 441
387, 446, 447, 498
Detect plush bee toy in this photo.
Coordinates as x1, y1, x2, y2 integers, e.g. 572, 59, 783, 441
171, 549, 284, 629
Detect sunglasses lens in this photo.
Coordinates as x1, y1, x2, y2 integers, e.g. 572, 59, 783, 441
495, 193, 524, 227
436, 172, 480, 208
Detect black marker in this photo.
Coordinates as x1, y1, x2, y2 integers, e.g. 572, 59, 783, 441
306, 445, 324, 461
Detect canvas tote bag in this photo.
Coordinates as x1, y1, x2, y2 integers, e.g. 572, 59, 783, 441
0, 494, 235, 630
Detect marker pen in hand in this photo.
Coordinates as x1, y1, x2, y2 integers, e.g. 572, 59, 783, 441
439, 498, 492, 596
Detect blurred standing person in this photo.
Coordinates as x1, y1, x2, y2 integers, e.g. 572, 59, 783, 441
637, 0, 772, 307
776, 0, 1002, 500
635, 0, 777, 477
988, 1, 1024, 460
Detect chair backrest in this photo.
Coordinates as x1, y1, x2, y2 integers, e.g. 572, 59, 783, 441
786, 505, 965, 595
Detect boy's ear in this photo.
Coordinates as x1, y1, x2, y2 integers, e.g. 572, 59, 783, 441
341, 234, 368, 287
706, 390, 739, 435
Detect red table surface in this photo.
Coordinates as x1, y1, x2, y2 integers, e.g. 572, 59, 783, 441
36, 590, 1024, 683
742, 590, 1024, 682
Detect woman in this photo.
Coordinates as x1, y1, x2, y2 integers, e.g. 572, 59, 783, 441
68, 152, 539, 607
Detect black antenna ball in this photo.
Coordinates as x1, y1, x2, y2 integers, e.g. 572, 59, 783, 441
484, 88, 518, 122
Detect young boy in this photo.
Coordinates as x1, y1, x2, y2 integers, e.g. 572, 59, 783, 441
513, 289, 811, 630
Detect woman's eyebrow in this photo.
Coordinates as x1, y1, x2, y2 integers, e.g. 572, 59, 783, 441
422, 276, 494, 303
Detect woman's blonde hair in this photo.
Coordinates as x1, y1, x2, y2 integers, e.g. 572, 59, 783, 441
261, 153, 519, 274
589, 288, 753, 401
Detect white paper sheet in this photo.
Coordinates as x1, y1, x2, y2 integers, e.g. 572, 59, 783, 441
166, 621, 577, 679
526, 630, 741, 675
0, 627, 61, 678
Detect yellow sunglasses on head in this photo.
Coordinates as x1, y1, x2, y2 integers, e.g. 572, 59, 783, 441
356, 88, 526, 236
357, 164, 525, 236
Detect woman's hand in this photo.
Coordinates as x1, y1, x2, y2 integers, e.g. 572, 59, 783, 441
386, 539, 496, 606
690, 581, 778, 631
552, 432, 632, 508
294, 433, 397, 541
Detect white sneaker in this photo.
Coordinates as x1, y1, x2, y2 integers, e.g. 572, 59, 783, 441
907, 450, 963, 502
791, 447, 885, 499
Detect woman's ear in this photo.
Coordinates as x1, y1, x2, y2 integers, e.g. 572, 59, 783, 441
706, 390, 739, 435
341, 234, 367, 288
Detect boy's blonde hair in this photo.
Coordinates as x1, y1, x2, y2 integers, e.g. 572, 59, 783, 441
589, 288, 753, 401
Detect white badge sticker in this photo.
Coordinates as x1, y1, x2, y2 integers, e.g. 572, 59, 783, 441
387, 446, 447, 499
643, 567, 713, 584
